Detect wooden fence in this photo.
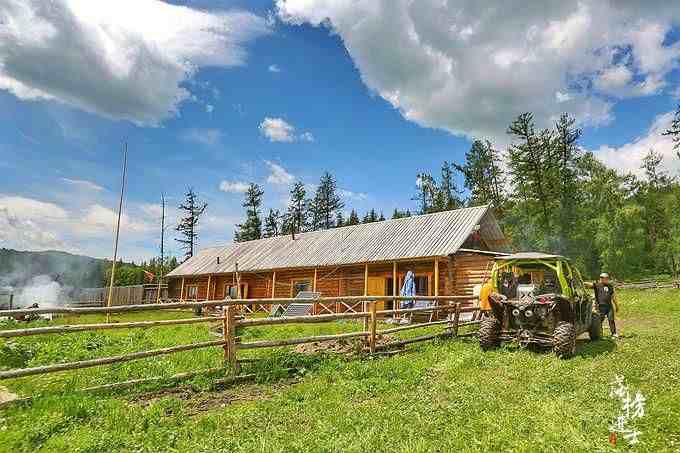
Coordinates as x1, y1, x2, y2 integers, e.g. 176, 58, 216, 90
0, 296, 478, 394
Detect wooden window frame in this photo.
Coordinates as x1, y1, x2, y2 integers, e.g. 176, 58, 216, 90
290, 278, 312, 297
186, 285, 199, 300
224, 283, 248, 299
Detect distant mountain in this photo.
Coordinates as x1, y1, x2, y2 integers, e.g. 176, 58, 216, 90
0, 248, 109, 290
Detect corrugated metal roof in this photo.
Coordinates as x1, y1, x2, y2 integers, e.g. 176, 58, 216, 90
168, 205, 504, 277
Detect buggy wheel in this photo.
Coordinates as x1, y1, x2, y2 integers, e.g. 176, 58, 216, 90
589, 312, 602, 340
553, 322, 576, 358
479, 316, 501, 350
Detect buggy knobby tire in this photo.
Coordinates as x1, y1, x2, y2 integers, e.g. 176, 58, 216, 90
479, 316, 501, 350
589, 312, 602, 341
553, 321, 577, 358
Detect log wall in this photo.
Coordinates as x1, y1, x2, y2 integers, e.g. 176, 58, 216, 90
168, 251, 496, 307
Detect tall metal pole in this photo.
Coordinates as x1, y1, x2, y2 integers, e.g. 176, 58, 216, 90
106, 143, 128, 322
156, 193, 165, 303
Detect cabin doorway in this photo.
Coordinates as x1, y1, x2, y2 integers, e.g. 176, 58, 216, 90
366, 277, 386, 310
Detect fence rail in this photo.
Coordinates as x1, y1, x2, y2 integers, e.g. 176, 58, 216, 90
0, 296, 479, 398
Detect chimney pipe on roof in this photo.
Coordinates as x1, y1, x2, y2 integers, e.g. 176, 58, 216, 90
216, 256, 220, 264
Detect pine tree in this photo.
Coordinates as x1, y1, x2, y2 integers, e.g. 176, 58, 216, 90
346, 209, 360, 226
263, 208, 281, 238
335, 211, 345, 227
507, 112, 555, 230
662, 103, 680, 159
283, 181, 308, 235
378, 211, 385, 221
437, 161, 463, 210
363, 209, 378, 223
234, 183, 264, 242
553, 113, 582, 253
309, 172, 345, 230
412, 173, 436, 214
454, 140, 506, 211
175, 187, 208, 261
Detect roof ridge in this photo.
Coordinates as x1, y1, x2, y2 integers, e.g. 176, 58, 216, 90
221, 204, 490, 247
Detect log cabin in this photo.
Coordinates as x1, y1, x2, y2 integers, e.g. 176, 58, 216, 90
166, 205, 508, 314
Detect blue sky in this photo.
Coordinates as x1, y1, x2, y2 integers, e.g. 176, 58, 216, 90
1, 1, 680, 261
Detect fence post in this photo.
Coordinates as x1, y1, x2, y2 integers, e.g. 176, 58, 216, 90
368, 301, 377, 353
452, 302, 461, 337
223, 305, 238, 375
363, 300, 369, 331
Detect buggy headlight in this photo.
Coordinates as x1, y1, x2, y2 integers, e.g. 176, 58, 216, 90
512, 309, 520, 317
524, 309, 533, 318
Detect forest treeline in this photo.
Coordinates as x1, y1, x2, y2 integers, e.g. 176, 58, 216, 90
227, 110, 680, 280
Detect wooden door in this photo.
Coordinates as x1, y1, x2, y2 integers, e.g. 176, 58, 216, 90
366, 277, 386, 310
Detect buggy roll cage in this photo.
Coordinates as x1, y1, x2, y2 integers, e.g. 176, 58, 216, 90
489, 258, 584, 299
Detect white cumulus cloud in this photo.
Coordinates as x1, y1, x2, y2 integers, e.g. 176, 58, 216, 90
0, 0, 270, 126
265, 160, 295, 185
259, 117, 315, 143
259, 117, 296, 142
277, 0, 680, 142
595, 111, 680, 178
219, 180, 250, 193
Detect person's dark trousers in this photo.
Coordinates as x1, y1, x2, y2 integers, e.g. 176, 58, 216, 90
598, 303, 617, 335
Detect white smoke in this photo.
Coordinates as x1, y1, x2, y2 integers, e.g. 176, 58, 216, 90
13, 275, 65, 308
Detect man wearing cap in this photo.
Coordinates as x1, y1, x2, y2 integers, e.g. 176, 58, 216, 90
593, 273, 619, 338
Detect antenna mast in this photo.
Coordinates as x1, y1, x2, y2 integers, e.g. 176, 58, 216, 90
156, 193, 165, 303
106, 142, 127, 322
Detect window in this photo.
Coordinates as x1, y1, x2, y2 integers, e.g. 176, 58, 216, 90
292, 279, 312, 296
187, 285, 198, 300
224, 284, 248, 299
415, 276, 429, 296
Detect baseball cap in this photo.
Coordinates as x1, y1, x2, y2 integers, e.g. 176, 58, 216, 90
599, 273, 610, 279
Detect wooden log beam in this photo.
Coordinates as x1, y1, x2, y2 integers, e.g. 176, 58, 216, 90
377, 319, 451, 335
392, 261, 398, 316
271, 271, 276, 299
237, 311, 367, 327
0, 316, 219, 338
0, 295, 473, 317
0, 339, 226, 380
237, 331, 369, 350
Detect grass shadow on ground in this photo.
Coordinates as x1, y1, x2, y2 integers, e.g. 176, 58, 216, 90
577, 337, 617, 358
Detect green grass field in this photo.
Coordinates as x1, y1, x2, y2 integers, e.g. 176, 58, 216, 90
1, 289, 679, 452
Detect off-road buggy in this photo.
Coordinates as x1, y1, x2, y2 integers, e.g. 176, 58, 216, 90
479, 252, 601, 358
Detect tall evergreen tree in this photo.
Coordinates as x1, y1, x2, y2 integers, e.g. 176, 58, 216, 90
175, 187, 207, 261
263, 208, 281, 238
309, 172, 345, 230
662, 103, 680, 158
507, 112, 555, 230
391, 208, 412, 219
346, 209, 360, 226
335, 211, 345, 227
454, 140, 505, 212
234, 183, 264, 242
283, 181, 309, 235
412, 173, 436, 214
363, 209, 378, 223
553, 113, 583, 254
437, 161, 463, 210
